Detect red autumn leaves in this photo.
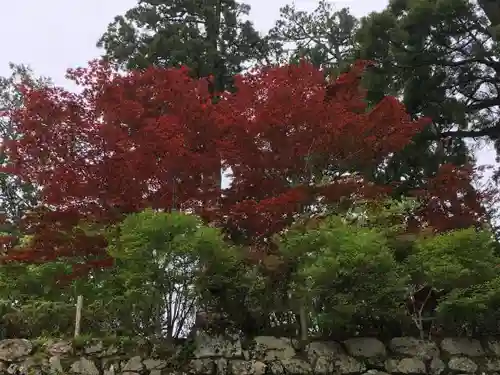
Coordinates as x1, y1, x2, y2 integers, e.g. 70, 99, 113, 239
0, 59, 486, 266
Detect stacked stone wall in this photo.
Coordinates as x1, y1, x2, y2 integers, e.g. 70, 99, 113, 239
1, 334, 500, 375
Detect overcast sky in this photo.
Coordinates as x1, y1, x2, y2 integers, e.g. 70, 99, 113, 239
0, 0, 495, 174
0, 0, 387, 84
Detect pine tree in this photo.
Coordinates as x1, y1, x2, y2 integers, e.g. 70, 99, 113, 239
97, 0, 270, 93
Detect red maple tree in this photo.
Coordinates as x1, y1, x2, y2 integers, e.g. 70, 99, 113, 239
211, 60, 430, 244
411, 163, 489, 233
0, 59, 486, 270
1, 60, 222, 269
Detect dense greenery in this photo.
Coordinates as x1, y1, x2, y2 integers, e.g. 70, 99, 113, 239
0, 0, 499, 341
0, 203, 499, 340
354, 0, 499, 207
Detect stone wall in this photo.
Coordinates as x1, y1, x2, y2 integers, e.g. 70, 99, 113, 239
1, 334, 500, 375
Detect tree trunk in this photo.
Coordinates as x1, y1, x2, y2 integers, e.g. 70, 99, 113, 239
206, 0, 223, 197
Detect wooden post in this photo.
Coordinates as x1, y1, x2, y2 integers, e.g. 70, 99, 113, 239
74, 295, 83, 338
299, 303, 308, 342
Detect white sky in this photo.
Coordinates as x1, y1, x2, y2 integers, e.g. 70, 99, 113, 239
0, 0, 387, 85
0, 0, 495, 173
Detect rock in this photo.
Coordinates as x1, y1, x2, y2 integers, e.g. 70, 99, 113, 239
253, 336, 296, 361
122, 355, 143, 372
0, 339, 33, 362
389, 337, 440, 360
216, 358, 228, 375
310, 353, 365, 375
103, 344, 118, 357
448, 357, 478, 373
440, 338, 484, 357
194, 332, 242, 358
103, 364, 117, 375
47, 340, 72, 356
311, 355, 335, 374
1, 334, 499, 375
84, 340, 103, 355
7, 362, 35, 375
336, 355, 367, 374
229, 360, 266, 375
49, 356, 64, 373
304, 341, 362, 374
250, 361, 267, 375
70, 357, 99, 375
267, 361, 285, 375
190, 358, 215, 374
486, 358, 500, 372
143, 358, 168, 370
385, 357, 426, 374
7, 357, 42, 375
101, 358, 122, 374
487, 340, 500, 356
306, 341, 344, 361
344, 338, 387, 358
429, 357, 445, 375
281, 358, 312, 374
306, 341, 346, 374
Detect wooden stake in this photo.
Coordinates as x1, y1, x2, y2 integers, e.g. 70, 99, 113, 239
74, 295, 83, 338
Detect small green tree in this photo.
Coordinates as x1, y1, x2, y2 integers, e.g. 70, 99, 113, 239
0, 210, 247, 338
278, 214, 407, 339
105, 208, 243, 338
406, 227, 500, 336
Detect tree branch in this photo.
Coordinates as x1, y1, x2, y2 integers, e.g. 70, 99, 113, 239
478, 0, 500, 38
440, 126, 500, 139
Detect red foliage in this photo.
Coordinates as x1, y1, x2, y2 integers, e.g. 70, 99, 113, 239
0, 58, 482, 270
410, 163, 488, 232
1, 60, 221, 270
212, 61, 428, 243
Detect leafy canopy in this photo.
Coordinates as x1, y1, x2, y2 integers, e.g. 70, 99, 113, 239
0, 59, 435, 269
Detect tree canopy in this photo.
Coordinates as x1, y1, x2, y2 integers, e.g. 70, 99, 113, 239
0, 59, 450, 267
0, 0, 498, 341
356, 0, 500, 184
98, 0, 270, 93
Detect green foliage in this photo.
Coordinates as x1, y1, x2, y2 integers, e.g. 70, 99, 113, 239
408, 228, 499, 289
404, 228, 500, 335
104, 209, 244, 338
278, 214, 407, 336
0, 210, 246, 338
436, 276, 500, 334
355, 0, 495, 190
97, 0, 270, 92
269, 0, 358, 75
0, 260, 96, 338
0, 205, 500, 338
